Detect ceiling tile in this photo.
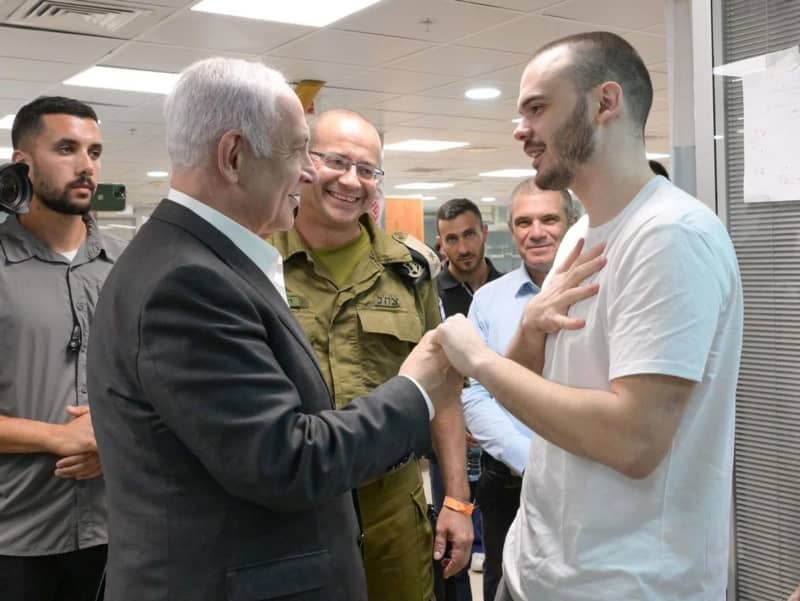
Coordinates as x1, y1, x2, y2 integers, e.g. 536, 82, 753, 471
314, 88, 400, 111
643, 22, 666, 35
355, 109, 427, 128
386, 44, 528, 78
101, 42, 256, 73
333, 0, 519, 43
623, 32, 666, 65
0, 57, 82, 83
47, 84, 158, 108
649, 61, 668, 73
375, 94, 517, 121
139, 11, 312, 54
457, 0, 563, 11
268, 30, 432, 66
0, 78, 52, 101
542, 0, 664, 31
420, 78, 519, 100
459, 14, 622, 54
265, 61, 462, 96
0, 25, 122, 63
397, 114, 516, 135
94, 99, 167, 125
651, 71, 667, 91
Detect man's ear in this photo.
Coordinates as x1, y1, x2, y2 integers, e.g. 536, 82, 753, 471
218, 130, 244, 184
12, 149, 29, 166
595, 81, 623, 124
482, 223, 489, 237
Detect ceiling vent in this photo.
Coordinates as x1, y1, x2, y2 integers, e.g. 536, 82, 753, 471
8, 0, 155, 36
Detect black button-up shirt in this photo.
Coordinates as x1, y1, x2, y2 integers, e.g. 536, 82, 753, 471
435, 258, 503, 318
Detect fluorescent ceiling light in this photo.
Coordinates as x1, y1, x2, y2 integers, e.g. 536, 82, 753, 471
480, 169, 536, 178
64, 66, 179, 95
391, 194, 438, 201
465, 87, 501, 100
646, 152, 670, 160
384, 139, 469, 152
147, 171, 169, 178
0, 114, 15, 129
192, 0, 381, 27
395, 182, 455, 190
481, 196, 497, 202
0, 147, 12, 159
511, 117, 522, 124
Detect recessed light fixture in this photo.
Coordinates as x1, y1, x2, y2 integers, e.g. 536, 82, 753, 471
64, 66, 179, 95
511, 118, 522, 124
384, 139, 469, 152
0, 147, 12, 160
395, 182, 455, 190
147, 171, 169, 178
646, 152, 670, 160
0, 114, 15, 129
465, 87, 501, 100
479, 169, 536, 178
481, 196, 497, 202
191, 0, 382, 27
713, 135, 724, 141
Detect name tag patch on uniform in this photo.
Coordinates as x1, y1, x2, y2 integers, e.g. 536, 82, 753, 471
374, 295, 401, 309
287, 294, 308, 309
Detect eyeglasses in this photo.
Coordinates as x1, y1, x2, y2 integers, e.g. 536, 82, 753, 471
309, 150, 385, 181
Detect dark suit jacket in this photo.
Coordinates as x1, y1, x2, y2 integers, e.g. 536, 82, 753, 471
88, 200, 432, 601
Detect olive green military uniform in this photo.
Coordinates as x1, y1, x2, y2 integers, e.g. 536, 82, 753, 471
272, 215, 440, 601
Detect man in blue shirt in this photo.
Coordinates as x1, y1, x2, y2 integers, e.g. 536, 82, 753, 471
463, 179, 576, 601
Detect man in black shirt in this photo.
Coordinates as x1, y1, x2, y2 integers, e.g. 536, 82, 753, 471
432, 198, 503, 601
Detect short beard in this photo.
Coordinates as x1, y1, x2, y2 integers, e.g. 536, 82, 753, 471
536, 95, 596, 191
34, 177, 92, 216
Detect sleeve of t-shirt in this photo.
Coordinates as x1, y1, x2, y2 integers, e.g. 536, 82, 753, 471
607, 222, 724, 383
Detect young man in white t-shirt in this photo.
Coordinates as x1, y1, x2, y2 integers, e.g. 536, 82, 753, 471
434, 31, 743, 601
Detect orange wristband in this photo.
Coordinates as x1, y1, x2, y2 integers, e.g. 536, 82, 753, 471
443, 495, 474, 516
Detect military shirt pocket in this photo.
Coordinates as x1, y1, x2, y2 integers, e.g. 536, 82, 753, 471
225, 550, 331, 600
356, 309, 424, 389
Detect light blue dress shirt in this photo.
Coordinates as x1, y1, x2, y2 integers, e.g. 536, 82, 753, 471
463, 264, 538, 474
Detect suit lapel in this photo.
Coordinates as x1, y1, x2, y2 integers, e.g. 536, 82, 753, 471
150, 200, 328, 387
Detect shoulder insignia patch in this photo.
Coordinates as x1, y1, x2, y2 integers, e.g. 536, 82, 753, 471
393, 233, 442, 283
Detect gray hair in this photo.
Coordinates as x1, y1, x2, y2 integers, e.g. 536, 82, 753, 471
508, 177, 578, 225
164, 57, 291, 168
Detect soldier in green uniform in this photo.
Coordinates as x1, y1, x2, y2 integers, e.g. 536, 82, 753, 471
272, 109, 473, 601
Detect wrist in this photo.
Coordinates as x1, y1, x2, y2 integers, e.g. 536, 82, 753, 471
443, 495, 474, 516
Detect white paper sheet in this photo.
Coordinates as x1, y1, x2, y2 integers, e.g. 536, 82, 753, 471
742, 46, 800, 203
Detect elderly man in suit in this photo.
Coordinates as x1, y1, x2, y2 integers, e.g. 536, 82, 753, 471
88, 57, 464, 601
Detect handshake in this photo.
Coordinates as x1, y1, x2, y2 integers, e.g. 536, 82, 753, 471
400, 239, 606, 411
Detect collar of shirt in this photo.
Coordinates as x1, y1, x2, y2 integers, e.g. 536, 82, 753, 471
167, 188, 288, 305
0, 213, 121, 265
437, 257, 503, 291
510, 263, 541, 298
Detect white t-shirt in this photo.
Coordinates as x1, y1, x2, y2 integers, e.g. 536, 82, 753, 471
502, 176, 743, 601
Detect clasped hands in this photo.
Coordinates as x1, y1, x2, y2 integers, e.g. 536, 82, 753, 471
412, 239, 607, 387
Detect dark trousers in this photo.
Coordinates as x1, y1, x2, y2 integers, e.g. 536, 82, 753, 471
430, 459, 478, 601
475, 455, 522, 601
0, 544, 107, 601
